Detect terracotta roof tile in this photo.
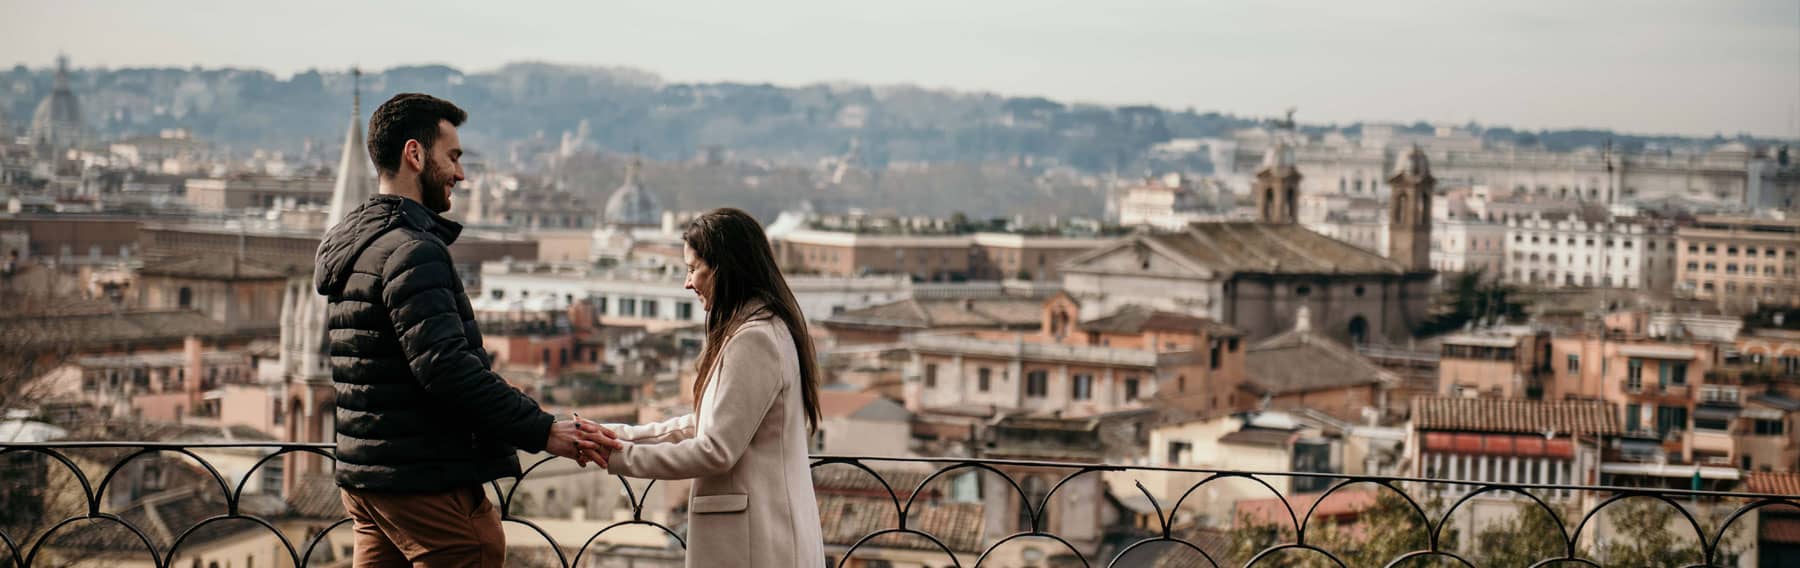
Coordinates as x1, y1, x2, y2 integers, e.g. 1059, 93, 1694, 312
1080, 304, 1242, 336
813, 467, 936, 500
1745, 472, 1800, 496
1763, 515, 1800, 545
827, 297, 1042, 330
1150, 526, 1234, 568
1245, 331, 1389, 395
818, 493, 984, 553
1413, 397, 1621, 435
1149, 222, 1407, 276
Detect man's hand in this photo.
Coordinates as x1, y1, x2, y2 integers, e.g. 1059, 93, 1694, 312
573, 414, 623, 467
545, 419, 621, 468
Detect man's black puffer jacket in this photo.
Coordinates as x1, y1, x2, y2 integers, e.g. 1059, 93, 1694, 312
315, 194, 554, 492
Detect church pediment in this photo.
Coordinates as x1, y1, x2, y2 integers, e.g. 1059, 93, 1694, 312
1064, 237, 1215, 278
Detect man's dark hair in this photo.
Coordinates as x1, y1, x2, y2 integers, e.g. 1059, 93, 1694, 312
366, 93, 467, 177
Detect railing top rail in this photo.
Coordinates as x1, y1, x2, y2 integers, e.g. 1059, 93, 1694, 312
5, 442, 1793, 501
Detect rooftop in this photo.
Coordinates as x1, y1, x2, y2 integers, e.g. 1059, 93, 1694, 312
1080, 304, 1242, 337
139, 255, 294, 281
0, 309, 238, 350
1143, 222, 1410, 276
826, 296, 1045, 330
1413, 397, 1621, 435
1245, 329, 1392, 396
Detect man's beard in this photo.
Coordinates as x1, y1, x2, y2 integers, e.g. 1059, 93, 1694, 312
419, 156, 454, 213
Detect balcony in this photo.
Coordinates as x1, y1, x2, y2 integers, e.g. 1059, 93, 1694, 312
1617, 380, 1695, 400
1, 441, 1788, 567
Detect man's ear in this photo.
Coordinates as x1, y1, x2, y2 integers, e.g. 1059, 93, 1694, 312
403, 139, 425, 172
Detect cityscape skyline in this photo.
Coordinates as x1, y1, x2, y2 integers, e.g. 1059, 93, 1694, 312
3, 0, 1797, 140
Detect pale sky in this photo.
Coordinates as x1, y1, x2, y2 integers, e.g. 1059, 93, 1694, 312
3, 0, 1797, 138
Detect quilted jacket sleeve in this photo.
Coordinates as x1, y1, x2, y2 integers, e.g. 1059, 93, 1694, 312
383, 238, 555, 452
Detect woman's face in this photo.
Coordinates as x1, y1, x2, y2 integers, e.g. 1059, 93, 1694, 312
683, 244, 716, 312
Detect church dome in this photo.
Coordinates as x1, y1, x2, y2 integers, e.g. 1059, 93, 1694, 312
603, 157, 662, 225
29, 55, 84, 148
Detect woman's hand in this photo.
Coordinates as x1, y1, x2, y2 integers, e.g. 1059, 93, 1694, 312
545, 418, 624, 467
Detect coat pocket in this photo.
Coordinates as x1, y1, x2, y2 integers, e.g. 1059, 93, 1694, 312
690, 493, 748, 513
687, 494, 751, 564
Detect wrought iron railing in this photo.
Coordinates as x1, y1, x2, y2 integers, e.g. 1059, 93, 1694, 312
1, 441, 1796, 567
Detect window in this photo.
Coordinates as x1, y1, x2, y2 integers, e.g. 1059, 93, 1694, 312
178, 287, 193, 308
1567, 354, 1580, 373
619, 298, 637, 316
1209, 341, 1222, 369
1296, 285, 1311, 297
1166, 441, 1193, 466
1660, 361, 1687, 386
1695, 416, 1731, 432
1627, 359, 1643, 391
1686, 262, 1699, 271
1025, 370, 1048, 398
596, 297, 608, 315
1625, 404, 1641, 432
924, 364, 938, 388
1656, 406, 1688, 437
1071, 374, 1093, 400
978, 368, 991, 392
643, 300, 659, 318
1124, 376, 1140, 400
677, 301, 694, 320
1705, 263, 1716, 272
1753, 419, 1786, 436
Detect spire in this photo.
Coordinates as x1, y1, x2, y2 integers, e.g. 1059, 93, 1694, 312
53, 53, 70, 90
352, 66, 361, 120
625, 143, 642, 184
326, 66, 373, 230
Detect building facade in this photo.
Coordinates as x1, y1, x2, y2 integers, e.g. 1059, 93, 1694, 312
1503, 213, 1678, 291
184, 175, 336, 211
1675, 215, 1800, 310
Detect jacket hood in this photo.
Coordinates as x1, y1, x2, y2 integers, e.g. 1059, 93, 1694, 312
314, 195, 462, 296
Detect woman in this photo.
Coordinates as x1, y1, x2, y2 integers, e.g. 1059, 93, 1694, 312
602, 208, 825, 568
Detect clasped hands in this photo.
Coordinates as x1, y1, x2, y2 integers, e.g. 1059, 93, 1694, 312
544, 413, 626, 468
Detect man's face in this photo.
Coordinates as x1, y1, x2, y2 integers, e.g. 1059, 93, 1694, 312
417, 120, 465, 213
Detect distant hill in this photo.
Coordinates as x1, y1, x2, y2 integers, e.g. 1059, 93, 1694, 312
1, 62, 1784, 171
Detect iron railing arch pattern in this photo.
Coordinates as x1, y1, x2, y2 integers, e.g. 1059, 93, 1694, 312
0, 442, 1794, 567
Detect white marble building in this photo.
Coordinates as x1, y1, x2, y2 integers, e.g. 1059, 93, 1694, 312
477, 261, 918, 325
1227, 125, 1782, 210
1502, 213, 1679, 292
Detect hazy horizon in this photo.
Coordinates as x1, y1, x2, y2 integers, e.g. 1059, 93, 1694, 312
4, 0, 1797, 139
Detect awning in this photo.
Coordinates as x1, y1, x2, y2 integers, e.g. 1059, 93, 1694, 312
1601, 462, 1740, 480
1742, 407, 1784, 420
1618, 345, 1698, 360
1694, 405, 1741, 421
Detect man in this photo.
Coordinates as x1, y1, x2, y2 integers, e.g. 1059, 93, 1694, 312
314, 93, 619, 567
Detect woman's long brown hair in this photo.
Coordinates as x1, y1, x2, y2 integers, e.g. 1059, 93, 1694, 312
683, 208, 821, 432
